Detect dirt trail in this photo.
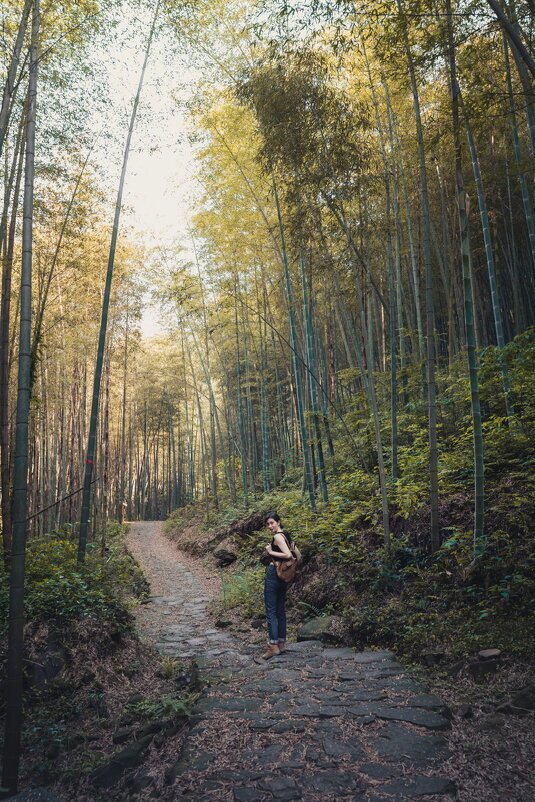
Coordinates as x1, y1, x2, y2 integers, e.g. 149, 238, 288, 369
128, 520, 456, 802
127, 520, 237, 661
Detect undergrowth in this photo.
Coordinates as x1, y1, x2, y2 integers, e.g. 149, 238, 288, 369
1, 523, 195, 799
167, 332, 535, 660
217, 566, 265, 618
0, 523, 149, 631
183, 479, 535, 659
126, 691, 199, 720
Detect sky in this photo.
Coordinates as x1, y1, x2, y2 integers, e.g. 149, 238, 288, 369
92, 7, 201, 338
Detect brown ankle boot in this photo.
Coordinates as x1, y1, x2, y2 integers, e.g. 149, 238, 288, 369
260, 644, 280, 660
278, 641, 286, 652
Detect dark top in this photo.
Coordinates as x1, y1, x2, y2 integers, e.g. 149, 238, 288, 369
271, 531, 292, 562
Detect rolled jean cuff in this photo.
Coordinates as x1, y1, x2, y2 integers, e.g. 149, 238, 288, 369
268, 639, 279, 645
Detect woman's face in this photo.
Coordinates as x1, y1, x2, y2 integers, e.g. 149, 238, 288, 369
267, 518, 280, 532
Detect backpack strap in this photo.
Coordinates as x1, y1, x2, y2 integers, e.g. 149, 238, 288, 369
278, 531, 295, 560
280, 531, 292, 549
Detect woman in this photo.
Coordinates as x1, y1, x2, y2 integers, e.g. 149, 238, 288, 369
260, 513, 293, 660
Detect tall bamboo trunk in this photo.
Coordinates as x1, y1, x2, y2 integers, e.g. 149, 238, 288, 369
30, 140, 96, 388
399, 0, 440, 551
234, 278, 249, 504
300, 251, 328, 503
485, 0, 535, 78
273, 180, 316, 510
457, 174, 485, 553
0, 117, 25, 561
0, 0, 31, 157
119, 305, 129, 520
260, 276, 271, 492
77, 2, 159, 562
1, 1, 38, 793
100, 351, 110, 553
332, 272, 389, 543
503, 37, 535, 305
383, 77, 425, 363
190, 327, 233, 503
457, 85, 514, 418
447, 0, 485, 554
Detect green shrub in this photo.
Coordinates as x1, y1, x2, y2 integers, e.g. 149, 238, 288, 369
220, 566, 265, 617
127, 692, 198, 719
0, 523, 146, 630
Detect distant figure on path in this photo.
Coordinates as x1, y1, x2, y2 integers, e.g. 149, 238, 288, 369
260, 512, 293, 660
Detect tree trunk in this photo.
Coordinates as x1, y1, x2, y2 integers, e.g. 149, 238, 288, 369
399, 0, 440, 551
1, 1, 38, 793
0, 0, 32, 157
273, 179, 316, 510
0, 117, 25, 562
77, 2, 159, 562
447, 0, 485, 554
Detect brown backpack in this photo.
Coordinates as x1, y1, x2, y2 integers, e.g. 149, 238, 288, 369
275, 534, 302, 583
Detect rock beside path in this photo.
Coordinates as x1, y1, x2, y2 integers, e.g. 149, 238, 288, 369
496, 681, 535, 714
296, 615, 345, 643
91, 734, 154, 788
214, 548, 238, 565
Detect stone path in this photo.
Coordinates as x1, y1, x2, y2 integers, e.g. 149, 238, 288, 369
128, 522, 457, 801
127, 521, 237, 662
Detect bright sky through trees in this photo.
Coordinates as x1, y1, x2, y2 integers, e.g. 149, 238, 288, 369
89, 7, 200, 337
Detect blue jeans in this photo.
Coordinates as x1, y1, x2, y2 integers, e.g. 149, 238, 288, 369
264, 564, 288, 645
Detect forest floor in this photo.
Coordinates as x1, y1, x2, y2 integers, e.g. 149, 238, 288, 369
126, 520, 535, 802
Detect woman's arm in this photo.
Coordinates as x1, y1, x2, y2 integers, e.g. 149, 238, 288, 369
265, 532, 292, 559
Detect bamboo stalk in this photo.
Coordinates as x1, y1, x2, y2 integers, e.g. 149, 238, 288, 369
1, 0, 39, 792
77, 2, 160, 562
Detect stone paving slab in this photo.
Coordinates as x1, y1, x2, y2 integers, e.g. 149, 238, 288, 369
128, 522, 456, 801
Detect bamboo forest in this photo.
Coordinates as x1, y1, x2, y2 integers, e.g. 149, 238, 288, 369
0, 0, 534, 800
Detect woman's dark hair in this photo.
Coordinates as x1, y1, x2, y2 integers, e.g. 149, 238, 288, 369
265, 512, 280, 523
